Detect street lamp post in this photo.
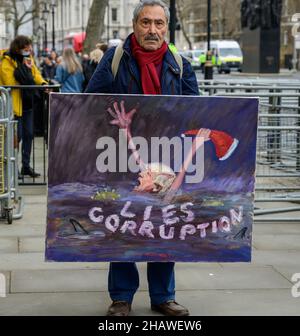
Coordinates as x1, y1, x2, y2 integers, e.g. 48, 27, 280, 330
41, 1, 56, 53
81, 0, 85, 35
204, 0, 213, 80
50, 1, 57, 51
107, 1, 110, 44
61, 0, 64, 53
41, 4, 50, 55
169, 0, 176, 45
43, 20, 47, 53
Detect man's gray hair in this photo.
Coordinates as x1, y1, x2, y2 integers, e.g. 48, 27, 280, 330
133, 0, 170, 23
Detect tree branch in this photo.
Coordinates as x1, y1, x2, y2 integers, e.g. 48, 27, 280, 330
177, 0, 192, 50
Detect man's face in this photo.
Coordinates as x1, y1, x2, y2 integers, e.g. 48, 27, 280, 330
133, 5, 168, 51
135, 170, 156, 192
134, 169, 174, 193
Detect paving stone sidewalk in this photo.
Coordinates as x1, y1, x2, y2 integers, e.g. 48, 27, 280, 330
0, 186, 299, 316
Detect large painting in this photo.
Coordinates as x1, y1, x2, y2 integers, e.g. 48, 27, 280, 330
46, 93, 258, 262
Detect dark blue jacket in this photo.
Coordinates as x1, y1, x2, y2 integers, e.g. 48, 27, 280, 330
85, 34, 199, 96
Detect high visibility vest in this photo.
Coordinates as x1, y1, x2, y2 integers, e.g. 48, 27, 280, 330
199, 54, 206, 64
168, 43, 178, 53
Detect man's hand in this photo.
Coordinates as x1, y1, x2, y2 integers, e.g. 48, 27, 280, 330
107, 100, 138, 129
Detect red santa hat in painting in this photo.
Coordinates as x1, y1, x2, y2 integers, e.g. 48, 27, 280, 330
182, 129, 239, 161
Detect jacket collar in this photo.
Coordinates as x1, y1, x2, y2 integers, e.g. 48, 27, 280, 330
122, 33, 133, 56
5, 51, 24, 63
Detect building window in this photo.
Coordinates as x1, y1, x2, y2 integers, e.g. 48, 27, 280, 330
112, 8, 117, 22
113, 30, 119, 38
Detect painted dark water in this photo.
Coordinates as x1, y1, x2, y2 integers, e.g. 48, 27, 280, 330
46, 181, 254, 262
46, 94, 258, 262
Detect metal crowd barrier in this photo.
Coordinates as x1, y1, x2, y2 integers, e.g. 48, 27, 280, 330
198, 80, 300, 222
2, 81, 299, 222
0, 87, 23, 223
1, 84, 60, 186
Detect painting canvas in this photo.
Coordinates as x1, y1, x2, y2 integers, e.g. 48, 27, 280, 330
46, 93, 258, 262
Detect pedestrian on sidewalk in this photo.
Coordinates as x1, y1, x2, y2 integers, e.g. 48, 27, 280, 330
54, 48, 84, 93
83, 48, 104, 91
41, 56, 56, 82
0, 35, 47, 177
86, 0, 199, 317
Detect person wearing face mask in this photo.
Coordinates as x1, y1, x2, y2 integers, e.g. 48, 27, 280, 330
0, 35, 47, 178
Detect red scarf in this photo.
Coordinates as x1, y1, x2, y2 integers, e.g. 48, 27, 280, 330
131, 34, 168, 94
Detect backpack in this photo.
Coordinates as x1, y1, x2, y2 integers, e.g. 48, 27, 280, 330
111, 42, 183, 79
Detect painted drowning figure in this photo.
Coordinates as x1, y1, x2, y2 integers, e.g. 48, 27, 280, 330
107, 100, 239, 202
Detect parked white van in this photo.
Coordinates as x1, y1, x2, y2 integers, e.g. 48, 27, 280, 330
179, 49, 204, 70
208, 40, 243, 74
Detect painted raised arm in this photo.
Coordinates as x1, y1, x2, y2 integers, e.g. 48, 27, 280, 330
107, 100, 145, 170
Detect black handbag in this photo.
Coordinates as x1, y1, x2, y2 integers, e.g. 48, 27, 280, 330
14, 61, 37, 110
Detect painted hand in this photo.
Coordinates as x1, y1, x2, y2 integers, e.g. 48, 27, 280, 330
196, 128, 211, 141
107, 100, 138, 129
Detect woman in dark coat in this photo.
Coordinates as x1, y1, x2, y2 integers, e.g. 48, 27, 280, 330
83, 48, 103, 90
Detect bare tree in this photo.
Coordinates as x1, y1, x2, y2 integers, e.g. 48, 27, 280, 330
0, 0, 42, 37
176, 0, 242, 44
177, 0, 192, 49
83, 0, 108, 54
215, 0, 241, 40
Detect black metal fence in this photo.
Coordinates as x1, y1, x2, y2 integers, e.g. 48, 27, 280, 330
1, 84, 60, 185
198, 80, 300, 222
3, 81, 300, 221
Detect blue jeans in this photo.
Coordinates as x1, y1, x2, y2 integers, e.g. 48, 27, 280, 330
16, 109, 34, 168
108, 262, 175, 305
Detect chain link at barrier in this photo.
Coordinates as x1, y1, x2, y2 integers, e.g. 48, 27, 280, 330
198, 80, 300, 222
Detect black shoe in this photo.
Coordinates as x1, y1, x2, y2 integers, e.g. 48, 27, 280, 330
21, 166, 41, 178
